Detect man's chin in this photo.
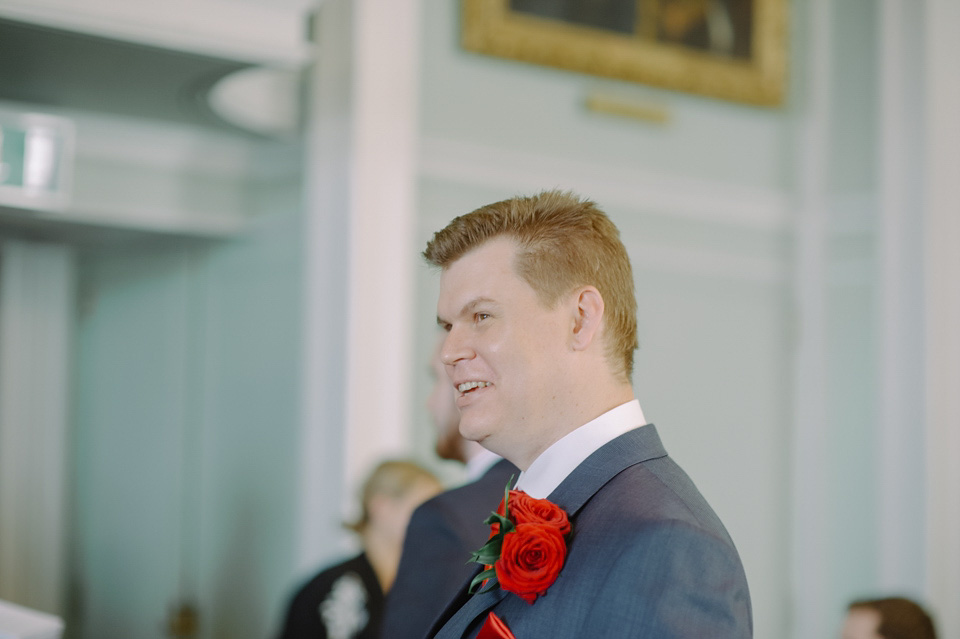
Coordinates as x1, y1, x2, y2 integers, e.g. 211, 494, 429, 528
458, 421, 490, 445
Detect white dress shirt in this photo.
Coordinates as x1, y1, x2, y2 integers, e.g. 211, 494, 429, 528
514, 399, 647, 499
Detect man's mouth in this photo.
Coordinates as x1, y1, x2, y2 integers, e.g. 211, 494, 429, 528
457, 381, 491, 395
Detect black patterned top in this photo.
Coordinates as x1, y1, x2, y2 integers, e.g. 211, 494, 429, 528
276, 553, 384, 639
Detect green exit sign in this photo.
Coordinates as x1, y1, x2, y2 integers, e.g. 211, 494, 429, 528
0, 111, 73, 211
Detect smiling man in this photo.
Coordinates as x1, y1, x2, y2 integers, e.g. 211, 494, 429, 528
422, 190, 752, 638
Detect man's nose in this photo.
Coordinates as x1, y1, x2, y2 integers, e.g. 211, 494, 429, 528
440, 327, 473, 367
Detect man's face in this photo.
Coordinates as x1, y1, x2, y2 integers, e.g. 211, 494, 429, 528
840, 608, 883, 639
436, 237, 571, 465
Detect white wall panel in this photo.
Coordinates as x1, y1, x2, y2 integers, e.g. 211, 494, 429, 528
0, 240, 74, 616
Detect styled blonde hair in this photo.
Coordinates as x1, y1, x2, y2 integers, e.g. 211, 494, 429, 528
423, 190, 638, 380
345, 459, 440, 533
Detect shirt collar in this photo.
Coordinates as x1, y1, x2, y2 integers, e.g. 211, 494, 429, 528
515, 399, 647, 499
465, 447, 502, 482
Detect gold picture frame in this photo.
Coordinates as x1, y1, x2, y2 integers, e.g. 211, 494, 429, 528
461, 0, 788, 106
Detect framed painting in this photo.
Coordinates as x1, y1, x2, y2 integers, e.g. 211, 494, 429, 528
461, 0, 788, 106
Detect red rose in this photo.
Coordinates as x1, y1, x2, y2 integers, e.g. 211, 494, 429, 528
490, 490, 571, 536
469, 484, 571, 602
495, 523, 567, 604
508, 491, 571, 535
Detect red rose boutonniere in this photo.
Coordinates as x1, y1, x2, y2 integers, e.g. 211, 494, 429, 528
469, 482, 571, 604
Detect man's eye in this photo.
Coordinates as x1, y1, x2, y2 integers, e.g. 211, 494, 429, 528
475, 313, 490, 323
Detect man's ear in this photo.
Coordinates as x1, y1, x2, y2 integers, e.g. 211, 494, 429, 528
571, 286, 604, 351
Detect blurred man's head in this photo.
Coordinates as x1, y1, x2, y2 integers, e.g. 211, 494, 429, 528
841, 597, 936, 639
426, 333, 467, 462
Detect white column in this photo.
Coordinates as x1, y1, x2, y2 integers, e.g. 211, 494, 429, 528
298, 0, 354, 569
343, 0, 422, 501
876, 0, 927, 593
924, 0, 960, 636
0, 240, 74, 615
298, 0, 421, 570
790, 0, 831, 636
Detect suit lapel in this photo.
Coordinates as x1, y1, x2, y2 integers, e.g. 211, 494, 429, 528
429, 565, 510, 639
433, 581, 510, 639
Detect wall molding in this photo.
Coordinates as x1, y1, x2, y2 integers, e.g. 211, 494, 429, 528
72, 111, 298, 180
0, 0, 314, 66
420, 210, 790, 286
628, 243, 787, 284
0, 101, 301, 240
0, 100, 302, 181
419, 136, 792, 232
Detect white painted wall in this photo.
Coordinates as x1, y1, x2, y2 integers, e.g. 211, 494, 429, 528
71, 204, 307, 639
924, 2, 960, 638
64, 113, 308, 639
0, 241, 74, 616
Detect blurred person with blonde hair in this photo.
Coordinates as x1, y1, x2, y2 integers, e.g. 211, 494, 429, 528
276, 459, 441, 639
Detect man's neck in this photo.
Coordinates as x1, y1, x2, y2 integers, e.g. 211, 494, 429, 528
514, 385, 636, 470
515, 398, 647, 498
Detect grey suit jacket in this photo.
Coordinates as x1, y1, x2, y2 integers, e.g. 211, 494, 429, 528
428, 425, 752, 639
381, 458, 517, 639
